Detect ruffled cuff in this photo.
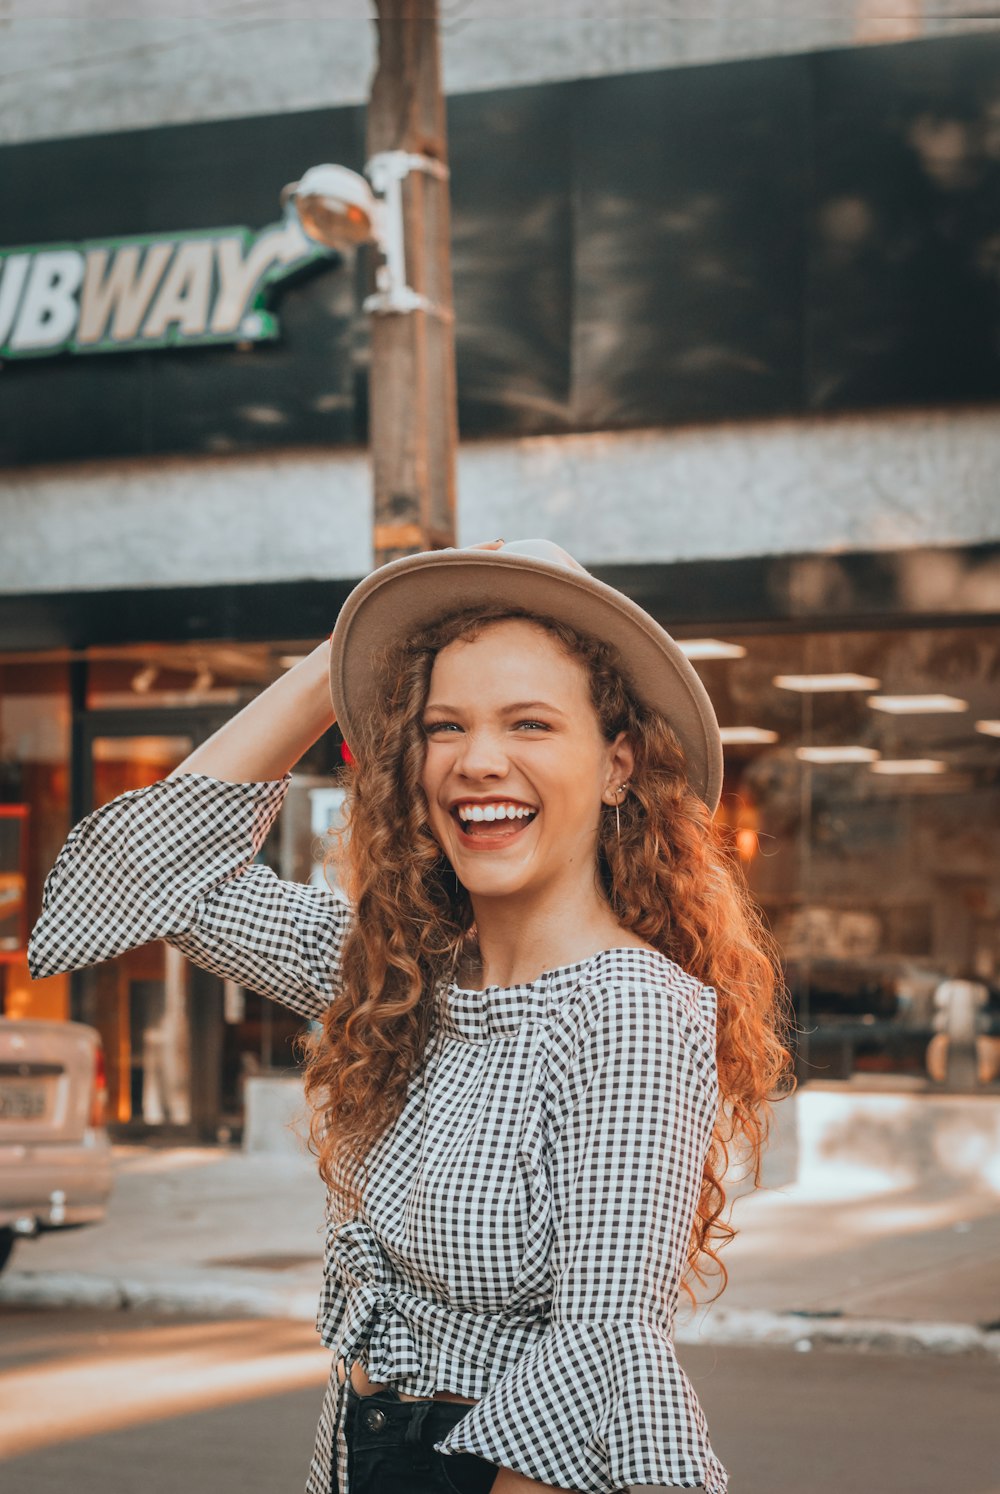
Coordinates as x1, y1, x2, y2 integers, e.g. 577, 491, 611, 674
28, 771, 290, 978
432, 1319, 728, 1494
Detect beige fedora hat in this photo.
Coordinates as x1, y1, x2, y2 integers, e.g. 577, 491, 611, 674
329, 538, 724, 814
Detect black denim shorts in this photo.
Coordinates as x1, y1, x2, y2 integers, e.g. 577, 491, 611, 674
344, 1382, 499, 1494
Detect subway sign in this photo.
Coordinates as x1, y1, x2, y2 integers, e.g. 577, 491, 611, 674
0, 219, 337, 359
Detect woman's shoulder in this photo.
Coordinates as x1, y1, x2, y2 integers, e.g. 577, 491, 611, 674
565, 945, 717, 1044
583, 943, 705, 998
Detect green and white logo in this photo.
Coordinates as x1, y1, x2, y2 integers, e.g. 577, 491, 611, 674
0, 220, 336, 359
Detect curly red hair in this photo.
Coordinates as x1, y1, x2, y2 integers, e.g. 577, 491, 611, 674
303, 605, 795, 1304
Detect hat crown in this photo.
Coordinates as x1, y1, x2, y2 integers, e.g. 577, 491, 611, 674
493, 538, 590, 575
330, 536, 724, 813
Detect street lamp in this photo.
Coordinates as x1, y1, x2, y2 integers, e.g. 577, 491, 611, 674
279, 3, 458, 568
281, 153, 452, 319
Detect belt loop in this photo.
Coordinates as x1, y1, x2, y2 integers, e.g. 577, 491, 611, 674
403, 1397, 434, 1447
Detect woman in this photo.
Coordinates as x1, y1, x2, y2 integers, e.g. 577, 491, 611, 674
28, 538, 793, 1494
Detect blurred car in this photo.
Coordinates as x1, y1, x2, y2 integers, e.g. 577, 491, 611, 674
0, 1016, 113, 1275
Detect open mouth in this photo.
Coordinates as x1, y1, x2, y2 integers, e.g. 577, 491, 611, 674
451, 802, 539, 841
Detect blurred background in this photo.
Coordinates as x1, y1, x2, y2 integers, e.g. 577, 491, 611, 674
1, 0, 999, 1142
2, 7, 1000, 1493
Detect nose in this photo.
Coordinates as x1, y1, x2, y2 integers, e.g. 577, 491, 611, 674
454, 727, 510, 782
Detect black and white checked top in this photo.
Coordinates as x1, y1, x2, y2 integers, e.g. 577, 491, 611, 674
28, 771, 729, 1494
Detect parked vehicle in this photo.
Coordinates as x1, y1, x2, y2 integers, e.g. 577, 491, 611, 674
0, 1017, 113, 1274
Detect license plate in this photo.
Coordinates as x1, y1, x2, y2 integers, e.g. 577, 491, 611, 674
0, 1082, 47, 1120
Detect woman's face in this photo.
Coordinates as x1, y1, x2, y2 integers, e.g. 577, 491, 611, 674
419, 617, 632, 905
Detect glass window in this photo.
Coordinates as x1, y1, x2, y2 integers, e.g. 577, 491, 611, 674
16, 623, 994, 1108
3, 638, 344, 1139
77, 638, 339, 1133
0, 659, 71, 1023
691, 624, 1000, 1092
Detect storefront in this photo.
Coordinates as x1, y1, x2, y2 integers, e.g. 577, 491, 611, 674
0, 635, 348, 1138
2, 33, 999, 1132
3, 548, 998, 1138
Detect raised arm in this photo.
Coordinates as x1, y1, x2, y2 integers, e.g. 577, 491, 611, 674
27, 637, 349, 1020
169, 636, 336, 783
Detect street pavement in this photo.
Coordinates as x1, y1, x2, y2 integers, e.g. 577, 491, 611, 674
2, 1310, 998, 1493
2, 1138, 999, 1359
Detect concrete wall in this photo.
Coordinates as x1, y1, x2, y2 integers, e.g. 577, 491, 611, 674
786, 1086, 1000, 1197
2, 406, 998, 594
242, 1074, 311, 1156
243, 1069, 1000, 1200
3, 0, 998, 146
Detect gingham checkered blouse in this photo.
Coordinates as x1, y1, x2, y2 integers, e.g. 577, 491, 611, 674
28, 771, 728, 1494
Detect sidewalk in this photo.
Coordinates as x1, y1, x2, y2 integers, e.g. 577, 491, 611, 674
2, 1142, 999, 1359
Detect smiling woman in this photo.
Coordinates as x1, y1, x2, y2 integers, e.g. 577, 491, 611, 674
27, 538, 794, 1494
418, 616, 633, 923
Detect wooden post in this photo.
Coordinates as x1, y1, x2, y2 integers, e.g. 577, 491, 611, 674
368, 0, 458, 566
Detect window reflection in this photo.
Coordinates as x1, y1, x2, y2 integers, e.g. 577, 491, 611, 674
696, 624, 1000, 1090
3, 627, 997, 1118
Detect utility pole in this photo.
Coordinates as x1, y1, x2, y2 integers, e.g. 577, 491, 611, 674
368, 0, 458, 566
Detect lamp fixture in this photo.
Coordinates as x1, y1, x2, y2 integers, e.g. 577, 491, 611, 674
131, 663, 158, 694
677, 639, 747, 660
719, 727, 779, 745
774, 673, 880, 692
282, 163, 377, 247
870, 759, 947, 775
795, 746, 881, 764
867, 694, 968, 714
281, 153, 452, 318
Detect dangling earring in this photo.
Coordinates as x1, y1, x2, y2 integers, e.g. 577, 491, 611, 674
613, 782, 630, 841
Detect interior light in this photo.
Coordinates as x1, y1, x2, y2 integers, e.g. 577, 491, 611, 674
795, 746, 881, 764
867, 694, 968, 713
735, 827, 758, 861
131, 663, 158, 694
976, 720, 1000, 737
719, 727, 779, 745
677, 639, 747, 660
870, 759, 948, 775
774, 673, 880, 692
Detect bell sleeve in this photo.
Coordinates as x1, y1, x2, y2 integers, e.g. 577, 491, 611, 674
432, 976, 728, 1494
27, 770, 350, 1022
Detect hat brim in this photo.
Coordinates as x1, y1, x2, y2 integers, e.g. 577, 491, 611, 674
329, 548, 723, 814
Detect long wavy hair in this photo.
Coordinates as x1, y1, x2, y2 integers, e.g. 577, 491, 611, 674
303, 603, 795, 1304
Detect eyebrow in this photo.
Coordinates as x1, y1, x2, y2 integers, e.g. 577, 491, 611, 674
423, 700, 567, 717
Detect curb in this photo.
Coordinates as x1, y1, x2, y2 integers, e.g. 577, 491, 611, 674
4, 1270, 999, 1360
674, 1306, 1000, 1359
0, 1270, 319, 1321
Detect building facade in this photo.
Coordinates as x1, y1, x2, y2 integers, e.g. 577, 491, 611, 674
2, 1, 998, 1137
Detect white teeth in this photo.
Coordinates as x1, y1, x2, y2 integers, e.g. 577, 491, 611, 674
456, 802, 535, 823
